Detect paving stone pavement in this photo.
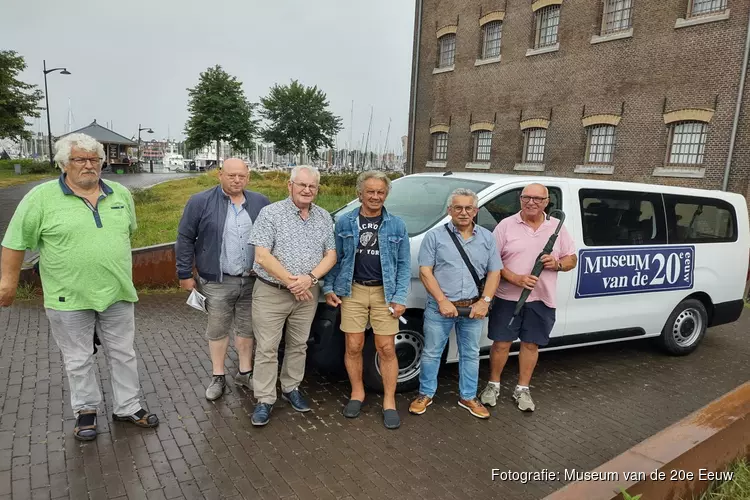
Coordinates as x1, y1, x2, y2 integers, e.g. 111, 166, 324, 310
0, 294, 748, 500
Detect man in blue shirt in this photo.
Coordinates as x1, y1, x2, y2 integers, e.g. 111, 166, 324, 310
175, 158, 270, 401
409, 188, 502, 419
323, 171, 410, 429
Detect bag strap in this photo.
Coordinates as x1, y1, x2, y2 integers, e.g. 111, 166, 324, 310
444, 224, 484, 296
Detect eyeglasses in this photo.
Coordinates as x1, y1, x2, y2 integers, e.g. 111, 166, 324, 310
291, 181, 319, 192
520, 195, 548, 204
451, 205, 477, 213
70, 157, 102, 166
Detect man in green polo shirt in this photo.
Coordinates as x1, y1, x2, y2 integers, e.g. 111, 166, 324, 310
0, 133, 158, 441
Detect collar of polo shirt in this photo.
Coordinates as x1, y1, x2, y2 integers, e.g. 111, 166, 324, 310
58, 173, 112, 196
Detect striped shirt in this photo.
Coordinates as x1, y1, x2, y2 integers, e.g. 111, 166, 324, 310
220, 196, 254, 276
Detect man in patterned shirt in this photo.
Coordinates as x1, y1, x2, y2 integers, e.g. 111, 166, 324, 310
248, 165, 337, 426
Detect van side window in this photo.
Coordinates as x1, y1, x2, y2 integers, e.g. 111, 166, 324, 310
476, 187, 562, 232
663, 194, 737, 243
579, 189, 667, 246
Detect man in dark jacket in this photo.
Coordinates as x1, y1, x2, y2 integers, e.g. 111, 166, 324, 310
175, 159, 270, 400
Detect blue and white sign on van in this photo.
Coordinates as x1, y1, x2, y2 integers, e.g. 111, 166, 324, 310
575, 246, 695, 299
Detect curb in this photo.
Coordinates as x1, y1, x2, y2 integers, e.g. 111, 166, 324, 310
543, 381, 750, 500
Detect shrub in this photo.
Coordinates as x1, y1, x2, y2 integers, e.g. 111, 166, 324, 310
130, 187, 159, 204
27, 161, 58, 174
0, 159, 58, 174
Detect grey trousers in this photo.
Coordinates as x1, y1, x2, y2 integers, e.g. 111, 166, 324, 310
46, 301, 142, 417
252, 281, 319, 404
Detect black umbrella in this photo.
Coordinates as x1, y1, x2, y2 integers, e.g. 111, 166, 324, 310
508, 209, 566, 327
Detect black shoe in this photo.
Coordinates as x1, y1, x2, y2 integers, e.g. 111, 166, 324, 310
282, 389, 311, 412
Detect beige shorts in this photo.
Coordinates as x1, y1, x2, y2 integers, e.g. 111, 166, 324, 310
340, 284, 399, 336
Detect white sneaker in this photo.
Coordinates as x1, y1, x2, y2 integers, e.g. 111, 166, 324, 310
513, 387, 535, 412
479, 383, 500, 407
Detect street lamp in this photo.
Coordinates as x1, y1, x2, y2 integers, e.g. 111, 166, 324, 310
137, 124, 153, 171
43, 60, 71, 169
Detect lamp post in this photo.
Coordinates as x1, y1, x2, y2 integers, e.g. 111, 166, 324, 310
138, 124, 153, 172
43, 60, 71, 169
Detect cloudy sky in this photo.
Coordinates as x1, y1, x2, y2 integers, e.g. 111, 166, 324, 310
2, 0, 415, 154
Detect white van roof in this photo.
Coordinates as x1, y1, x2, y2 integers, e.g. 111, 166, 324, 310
406, 171, 747, 203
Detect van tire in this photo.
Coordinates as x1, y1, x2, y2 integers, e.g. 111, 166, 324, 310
362, 314, 424, 394
659, 299, 708, 356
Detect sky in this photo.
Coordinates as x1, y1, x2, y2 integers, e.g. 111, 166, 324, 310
1, 0, 416, 154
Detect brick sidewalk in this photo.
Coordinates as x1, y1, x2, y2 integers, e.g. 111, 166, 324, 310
1, 295, 748, 500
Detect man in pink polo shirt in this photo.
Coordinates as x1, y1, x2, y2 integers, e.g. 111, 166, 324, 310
480, 183, 577, 412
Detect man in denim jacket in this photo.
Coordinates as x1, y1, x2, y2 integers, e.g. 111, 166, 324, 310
322, 171, 410, 429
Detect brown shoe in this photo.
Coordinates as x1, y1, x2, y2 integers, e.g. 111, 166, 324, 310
458, 398, 490, 419
409, 394, 433, 415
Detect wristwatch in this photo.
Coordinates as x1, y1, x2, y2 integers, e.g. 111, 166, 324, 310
557, 262, 563, 271
483, 296, 492, 303
308, 272, 319, 285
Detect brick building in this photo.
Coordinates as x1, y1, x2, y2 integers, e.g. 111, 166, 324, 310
406, 0, 750, 198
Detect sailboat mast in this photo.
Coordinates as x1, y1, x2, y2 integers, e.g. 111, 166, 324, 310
383, 118, 391, 170
362, 106, 373, 170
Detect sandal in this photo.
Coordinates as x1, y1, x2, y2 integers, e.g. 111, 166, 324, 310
74, 410, 98, 441
112, 408, 159, 428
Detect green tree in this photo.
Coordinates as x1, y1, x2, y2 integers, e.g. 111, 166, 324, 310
0, 51, 44, 142
184, 65, 258, 166
260, 79, 343, 160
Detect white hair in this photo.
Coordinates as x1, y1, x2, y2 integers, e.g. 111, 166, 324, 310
289, 165, 320, 184
356, 170, 391, 195
448, 188, 478, 208
53, 133, 105, 170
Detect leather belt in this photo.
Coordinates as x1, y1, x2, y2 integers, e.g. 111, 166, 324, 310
354, 279, 383, 286
451, 297, 479, 307
257, 276, 287, 290
224, 271, 257, 278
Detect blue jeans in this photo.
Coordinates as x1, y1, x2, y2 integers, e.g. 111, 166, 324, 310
419, 298, 483, 400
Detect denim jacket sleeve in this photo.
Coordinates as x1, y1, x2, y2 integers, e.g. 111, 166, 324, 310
391, 221, 411, 305
321, 218, 344, 295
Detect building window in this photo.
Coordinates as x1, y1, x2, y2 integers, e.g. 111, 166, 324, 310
438, 34, 456, 68
667, 121, 708, 165
602, 0, 633, 34
482, 21, 503, 59
523, 128, 547, 163
535, 6, 561, 48
586, 125, 617, 164
432, 132, 449, 161
473, 130, 492, 161
689, 0, 727, 17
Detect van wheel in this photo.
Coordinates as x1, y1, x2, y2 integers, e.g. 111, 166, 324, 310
362, 315, 424, 394
659, 299, 708, 356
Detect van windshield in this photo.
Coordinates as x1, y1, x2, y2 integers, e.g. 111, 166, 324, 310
332, 176, 492, 236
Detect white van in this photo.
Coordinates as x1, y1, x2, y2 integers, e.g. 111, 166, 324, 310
308, 172, 749, 393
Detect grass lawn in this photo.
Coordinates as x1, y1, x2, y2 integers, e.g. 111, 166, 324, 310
0, 170, 56, 188
130, 170, 357, 248
693, 456, 749, 500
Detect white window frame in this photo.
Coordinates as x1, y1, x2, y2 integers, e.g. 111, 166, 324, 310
432, 132, 449, 161
482, 21, 503, 59
438, 34, 456, 68
585, 125, 617, 164
666, 121, 708, 166
523, 128, 547, 163
473, 130, 493, 162
688, 0, 727, 17
535, 5, 561, 49
601, 0, 634, 34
